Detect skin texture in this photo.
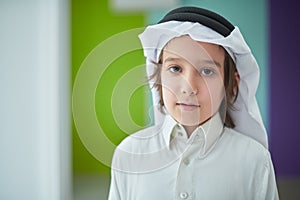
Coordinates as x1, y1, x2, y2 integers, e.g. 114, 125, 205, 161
161, 35, 226, 136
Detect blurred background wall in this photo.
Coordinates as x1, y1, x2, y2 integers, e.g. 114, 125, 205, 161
0, 0, 71, 199
269, 0, 300, 178
72, 0, 146, 174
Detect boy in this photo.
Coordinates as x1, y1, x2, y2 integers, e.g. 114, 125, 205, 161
109, 6, 279, 200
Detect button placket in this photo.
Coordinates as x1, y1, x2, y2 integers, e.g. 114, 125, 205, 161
175, 147, 194, 199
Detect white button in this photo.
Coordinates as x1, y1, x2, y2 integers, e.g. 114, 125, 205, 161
183, 158, 190, 165
193, 135, 200, 141
178, 132, 183, 136
179, 192, 188, 199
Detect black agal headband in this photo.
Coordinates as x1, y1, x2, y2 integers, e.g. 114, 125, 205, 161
158, 6, 234, 37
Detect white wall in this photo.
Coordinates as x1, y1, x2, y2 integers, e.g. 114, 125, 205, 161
0, 0, 71, 199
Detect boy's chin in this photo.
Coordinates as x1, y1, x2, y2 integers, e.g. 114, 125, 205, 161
176, 117, 202, 127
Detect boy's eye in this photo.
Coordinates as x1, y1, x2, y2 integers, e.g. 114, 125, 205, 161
201, 68, 214, 76
169, 66, 182, 73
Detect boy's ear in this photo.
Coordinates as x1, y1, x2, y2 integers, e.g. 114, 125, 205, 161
235, 70, 240, 85
234, 70, 240, 95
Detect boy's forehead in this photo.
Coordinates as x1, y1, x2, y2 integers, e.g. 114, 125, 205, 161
162, 35, 225, 65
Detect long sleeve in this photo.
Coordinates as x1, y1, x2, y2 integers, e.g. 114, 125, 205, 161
108, 168, 121, 200
256, 151, 279, 200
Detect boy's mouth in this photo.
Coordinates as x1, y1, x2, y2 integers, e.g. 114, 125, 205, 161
176, 102, 200, 111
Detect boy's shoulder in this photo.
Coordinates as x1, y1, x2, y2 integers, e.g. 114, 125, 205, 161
222, 127, 271, 162
227, 127, 266, 145
111, 124, 173, 173
116, 123, 165, 153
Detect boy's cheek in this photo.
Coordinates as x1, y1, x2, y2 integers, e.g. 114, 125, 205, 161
161, 79, 180, 94
162, 86, 179, 101
204, 79, 225, 96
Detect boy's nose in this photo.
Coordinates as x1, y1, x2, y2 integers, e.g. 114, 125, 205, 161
182, 88, 198, 96
181, 73, 199, 96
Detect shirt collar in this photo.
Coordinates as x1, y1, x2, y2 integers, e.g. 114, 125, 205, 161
162, 114, 178, 148
162, 113, 224, 154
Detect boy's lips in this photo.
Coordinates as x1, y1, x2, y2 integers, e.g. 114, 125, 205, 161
176, 102, 200, 111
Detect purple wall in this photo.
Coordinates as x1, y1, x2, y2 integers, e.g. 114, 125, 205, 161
269, 0, 300, 176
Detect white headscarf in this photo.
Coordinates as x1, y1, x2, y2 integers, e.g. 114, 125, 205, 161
138, 21, 268, 148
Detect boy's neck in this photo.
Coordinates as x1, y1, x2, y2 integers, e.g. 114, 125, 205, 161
183, 125, 198, 138
182, 116, 213, 138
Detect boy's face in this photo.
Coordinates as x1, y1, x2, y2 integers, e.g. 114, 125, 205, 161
161, 35, 225, 128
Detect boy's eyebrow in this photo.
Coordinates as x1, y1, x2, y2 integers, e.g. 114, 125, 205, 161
164, 57, 222, 68
163, 57, 182, 63
201, 60, 222, 68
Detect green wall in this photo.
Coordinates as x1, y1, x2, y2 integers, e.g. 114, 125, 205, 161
72, 0, 146, 174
